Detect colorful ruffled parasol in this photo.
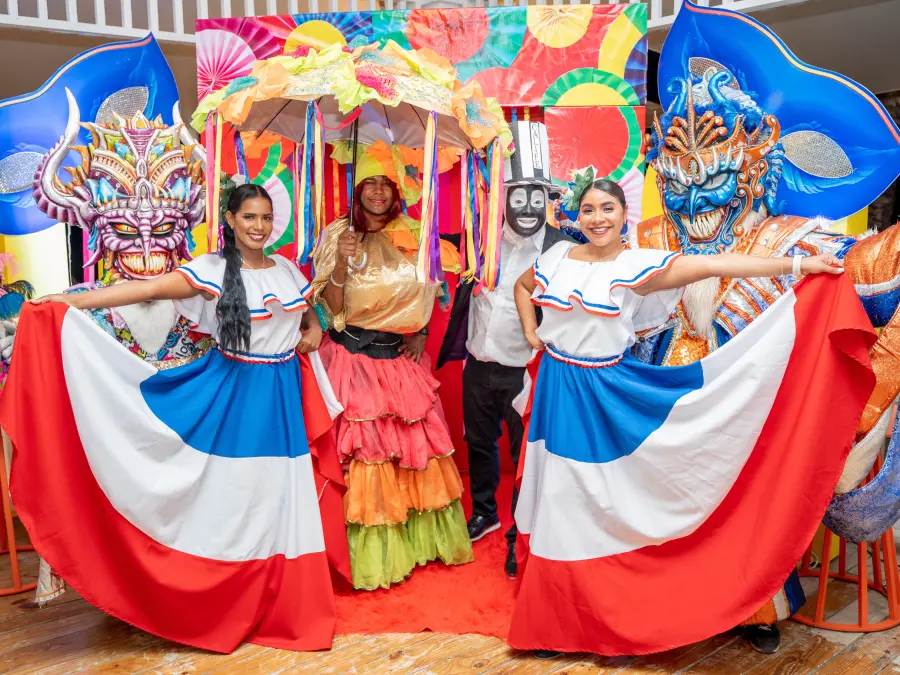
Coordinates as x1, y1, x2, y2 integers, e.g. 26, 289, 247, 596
192, 39, 512, 288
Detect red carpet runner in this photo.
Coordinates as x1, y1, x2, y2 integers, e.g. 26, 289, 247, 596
334, 474, 516, 638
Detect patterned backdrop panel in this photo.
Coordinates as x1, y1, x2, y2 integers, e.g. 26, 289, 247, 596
196, 5, 646, 107
196, 6, 649, 246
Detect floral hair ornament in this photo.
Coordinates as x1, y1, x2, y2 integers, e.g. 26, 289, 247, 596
562, 165, 598, 213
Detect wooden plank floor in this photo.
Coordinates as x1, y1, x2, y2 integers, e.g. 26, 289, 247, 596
2, 548, 900, 674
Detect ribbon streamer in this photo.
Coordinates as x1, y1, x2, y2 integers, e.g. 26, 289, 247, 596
296, 102, 317, 264
461, 151, 483, 283
206, 112, 223, 255
293, 141, 301, 261
203, 112, 215, 251
313, 104, 326, 243
481, 138, 504, 291
233, 132, 248, 180
415, 111, 440, 284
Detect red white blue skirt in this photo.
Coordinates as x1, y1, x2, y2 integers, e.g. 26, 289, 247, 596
1, 303, 341, 653
510, 276, 876, 656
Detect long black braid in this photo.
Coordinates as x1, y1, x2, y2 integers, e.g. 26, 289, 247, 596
217, 183, 272, 353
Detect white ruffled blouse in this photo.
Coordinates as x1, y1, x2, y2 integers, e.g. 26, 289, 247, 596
532, 243, 683, 360
174, 254, 312, 355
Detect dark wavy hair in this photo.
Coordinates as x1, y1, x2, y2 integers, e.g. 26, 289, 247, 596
580, 178, 628, 210
349, 176, 402, 233
217, 183, 272, 353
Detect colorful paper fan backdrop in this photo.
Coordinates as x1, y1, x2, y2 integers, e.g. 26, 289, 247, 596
197, 5, 647, 108
196, 19, 282, 100
192, 42, 510, 153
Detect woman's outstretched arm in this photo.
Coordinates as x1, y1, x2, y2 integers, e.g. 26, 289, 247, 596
635, 253, 843, 296
31, 271, 204, 310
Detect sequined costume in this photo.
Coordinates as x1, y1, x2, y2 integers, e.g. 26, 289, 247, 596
637, 1, 900, 628
312, 214, 472, 590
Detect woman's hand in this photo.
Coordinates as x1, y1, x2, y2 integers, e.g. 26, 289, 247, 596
400, 332, 427, 363
297, 321, 323, 354
800, 254, 844, 276
335, 230, 358, 268
30, 294, 77, 307
524, 329, 545, 352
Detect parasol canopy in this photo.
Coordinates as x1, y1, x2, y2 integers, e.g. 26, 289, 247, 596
191, 41, 511, 152
192, 40, 511, 289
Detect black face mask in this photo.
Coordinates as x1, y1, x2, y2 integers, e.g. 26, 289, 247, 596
505, 185, 547, 238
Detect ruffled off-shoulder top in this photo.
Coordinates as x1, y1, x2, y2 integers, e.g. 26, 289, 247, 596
175, 254, 312, 355
532, 243, 683, 360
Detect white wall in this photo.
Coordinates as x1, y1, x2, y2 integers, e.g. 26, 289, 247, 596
765, 0, 900, 96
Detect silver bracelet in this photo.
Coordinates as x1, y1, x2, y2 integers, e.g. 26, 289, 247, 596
329, 273, 345, 288
792, 255, 803, 276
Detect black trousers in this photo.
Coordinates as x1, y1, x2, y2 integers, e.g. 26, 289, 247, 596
462, 355, 526, 545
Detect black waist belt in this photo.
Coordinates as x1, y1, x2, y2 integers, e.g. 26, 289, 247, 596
330, 325, 403, 360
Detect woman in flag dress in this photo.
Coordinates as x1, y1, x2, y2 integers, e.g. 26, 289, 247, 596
312, 171, 473, 591
509, 179, 851, 657
14, 184, 343, 653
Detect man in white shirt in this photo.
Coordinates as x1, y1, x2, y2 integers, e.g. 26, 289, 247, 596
437, 122, 573, 578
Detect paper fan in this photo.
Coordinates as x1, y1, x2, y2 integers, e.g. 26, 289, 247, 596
406, 9, 489, 65
542, 68, 640, 107
197, 22, 281, 99
618, 166, 645, 235
472, 66, 543, 107
197, 31, 256, 100
596, 4, 648, 104
527, 6, 593, 49
290, 13, 373, 50
546, 106, 645, 186
252, 15, 301, 45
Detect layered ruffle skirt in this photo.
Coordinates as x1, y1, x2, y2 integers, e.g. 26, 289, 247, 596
319, 337, 473, 590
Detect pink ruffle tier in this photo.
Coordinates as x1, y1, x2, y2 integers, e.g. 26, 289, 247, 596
318, 337, 455, 470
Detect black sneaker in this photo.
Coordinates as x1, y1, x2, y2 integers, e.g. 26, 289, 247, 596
467, 513, 501, 542
746, 624, 780, 654
505, 542, 517, 578
534, 650, 561, 659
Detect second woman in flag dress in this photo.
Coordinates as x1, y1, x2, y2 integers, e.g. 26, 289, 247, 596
509, 178, 861, 657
